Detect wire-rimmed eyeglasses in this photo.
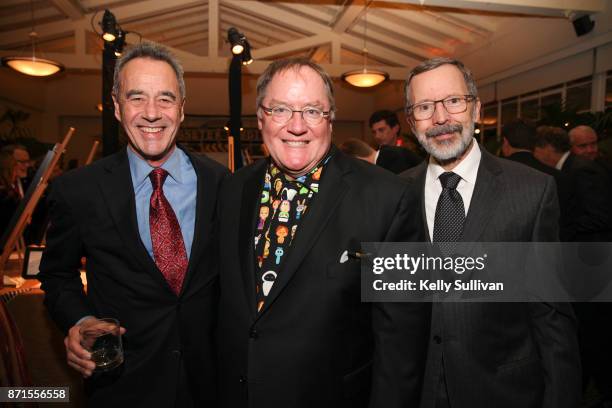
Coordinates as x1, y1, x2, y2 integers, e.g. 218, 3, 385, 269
260, 105, 332, 125
406, 95, 477, 121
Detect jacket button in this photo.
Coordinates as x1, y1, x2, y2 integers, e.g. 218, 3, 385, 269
249, 328, 258, 339
433, 335, 442, 344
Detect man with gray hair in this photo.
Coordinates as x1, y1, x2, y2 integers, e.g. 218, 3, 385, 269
39, 42, 227, 407
216, 57, 428, 408
381, 57, 581, 408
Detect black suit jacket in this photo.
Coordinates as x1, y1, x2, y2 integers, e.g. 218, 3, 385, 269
39, 148, 227, 407
376, 145, 423, 174
397, 148, 581, 408
560, 153, 612, 241
217, 149, 429, 408
505, 151, 576, 241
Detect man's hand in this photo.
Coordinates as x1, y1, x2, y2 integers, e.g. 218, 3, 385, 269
64, 317, 126, 378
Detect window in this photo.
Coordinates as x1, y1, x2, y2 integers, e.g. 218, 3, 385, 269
501, 99, 517, 124
566, 82, 591, 112
520, 98, 539, 121
606, 74, 612, 109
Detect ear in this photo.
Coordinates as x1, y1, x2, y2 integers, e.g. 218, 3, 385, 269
112, 94, 122, 123
180, 98, 185, 123
257, 108, 263, 130
473, 99, 481, 123
392, 123, 400, 134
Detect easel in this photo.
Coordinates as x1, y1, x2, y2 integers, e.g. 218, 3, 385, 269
85, 140, 100, 166
0, 127, 74, 288
228, 135, 235, 173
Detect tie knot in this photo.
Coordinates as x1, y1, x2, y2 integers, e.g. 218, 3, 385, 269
149, 168, 168, 191
439, 172, 461, 190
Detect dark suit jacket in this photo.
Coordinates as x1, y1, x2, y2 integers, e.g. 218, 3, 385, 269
217, 149, 429, 408
505, 151, 576, 241
398, 148, 581, 408
376, 145, 423, 174
560, 153, 612, 241
38, 148, 227, 407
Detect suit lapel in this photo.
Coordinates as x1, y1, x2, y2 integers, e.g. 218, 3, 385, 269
257, 152, 350, 319
97, 150, 171, 292
239, 161, 268, 319
180, 152, 216, 294
403, 162, 430, 242
461, 149, 503, 241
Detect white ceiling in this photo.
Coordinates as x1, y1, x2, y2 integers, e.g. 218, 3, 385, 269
0, 0, 609, 81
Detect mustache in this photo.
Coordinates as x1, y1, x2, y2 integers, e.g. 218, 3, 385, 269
425, 123, 463, 138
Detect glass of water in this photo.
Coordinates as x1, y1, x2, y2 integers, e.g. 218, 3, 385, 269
80, 318, 124, 372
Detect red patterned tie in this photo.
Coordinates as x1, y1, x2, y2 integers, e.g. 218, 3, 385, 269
149, 168, 188, 295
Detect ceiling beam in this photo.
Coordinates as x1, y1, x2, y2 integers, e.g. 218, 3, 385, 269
0, 0, 205, 47
365, 10, 453, 51
388, 8, 477, 43
49, 0, 85, 20
209, 0, 219, 58
220, 7, 301, 42
0, 6, 59, 30
253, 34, 331, 59
332, 3, 364, 33
142, 18, 208, 41
123, 5, 207, 33
385, 0, 605, 17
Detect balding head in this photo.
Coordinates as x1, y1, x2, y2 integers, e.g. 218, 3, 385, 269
569, 125, 598, 161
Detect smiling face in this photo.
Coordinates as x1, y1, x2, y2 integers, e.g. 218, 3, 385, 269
113, 57, 184, 167
258, 66, 332, 177
407, 64, 480, 168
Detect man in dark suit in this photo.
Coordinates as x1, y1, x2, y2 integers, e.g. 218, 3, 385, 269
385, 57, 581, 408
38, 42, 227, 407
534, 126, 612, 405
339, 138, 422, 174
501, 119, 575, 240
217, 58, 428, 408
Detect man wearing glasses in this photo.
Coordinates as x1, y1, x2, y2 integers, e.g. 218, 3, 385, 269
380, 57, 580, 408
216, 58, 429, 408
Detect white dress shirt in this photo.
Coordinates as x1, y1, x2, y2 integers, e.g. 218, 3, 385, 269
555, 151, 570, 170
424, 139, 481, 240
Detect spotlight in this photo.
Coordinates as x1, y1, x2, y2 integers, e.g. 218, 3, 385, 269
228, 27, 245, 55
572, 14, 595, 37
474, 128, 481, 134
114, 30, 126, 57
101, 9, 118, 42
241, 41, 253, 65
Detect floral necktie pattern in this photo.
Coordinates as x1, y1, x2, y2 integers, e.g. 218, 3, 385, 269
253, 156, 331, 312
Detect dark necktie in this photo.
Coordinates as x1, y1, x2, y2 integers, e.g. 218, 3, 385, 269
149, 168, 188, 295
433, 171, 465, 243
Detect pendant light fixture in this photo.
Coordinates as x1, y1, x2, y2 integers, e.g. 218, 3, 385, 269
342, 1, 388, 88
1, 0, 64, 77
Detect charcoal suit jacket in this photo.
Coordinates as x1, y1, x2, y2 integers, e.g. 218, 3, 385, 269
39, 147, 227, 407
216, 149, 429, 408
393, 147, 581, 408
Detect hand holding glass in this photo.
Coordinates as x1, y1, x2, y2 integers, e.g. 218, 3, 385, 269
80, 318, 124, 372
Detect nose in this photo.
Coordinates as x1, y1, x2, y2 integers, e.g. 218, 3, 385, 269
142, 99, 161, 121
431, 100, 449, 125
286, 111, 307, 135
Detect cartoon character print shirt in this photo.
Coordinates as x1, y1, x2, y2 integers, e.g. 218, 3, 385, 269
253, 155, 330, 313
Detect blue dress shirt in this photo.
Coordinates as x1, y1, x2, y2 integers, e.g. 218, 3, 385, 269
127, 146, 197, 261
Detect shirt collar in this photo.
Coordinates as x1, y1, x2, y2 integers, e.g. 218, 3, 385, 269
127, 145, 185, 188
556, 151, 570, 170
426, 138, 481, 186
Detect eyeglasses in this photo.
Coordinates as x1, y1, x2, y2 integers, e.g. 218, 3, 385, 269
406, 95, 476, 121
260, 105, 331, 125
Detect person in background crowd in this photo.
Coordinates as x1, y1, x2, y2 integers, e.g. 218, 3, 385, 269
370, 109, 402, 147
339, 138, 422, 174
38, 42, 227, 407
0, 150, 20, 236
383, 56, 580, 408
1, 144, 31, 197
569, 125, 598, 162
535, 125, 612, 407
501, 119, 575, 240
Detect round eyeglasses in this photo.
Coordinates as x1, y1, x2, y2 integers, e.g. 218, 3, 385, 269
260, 105, 331, 125
406, 95, 476, 121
